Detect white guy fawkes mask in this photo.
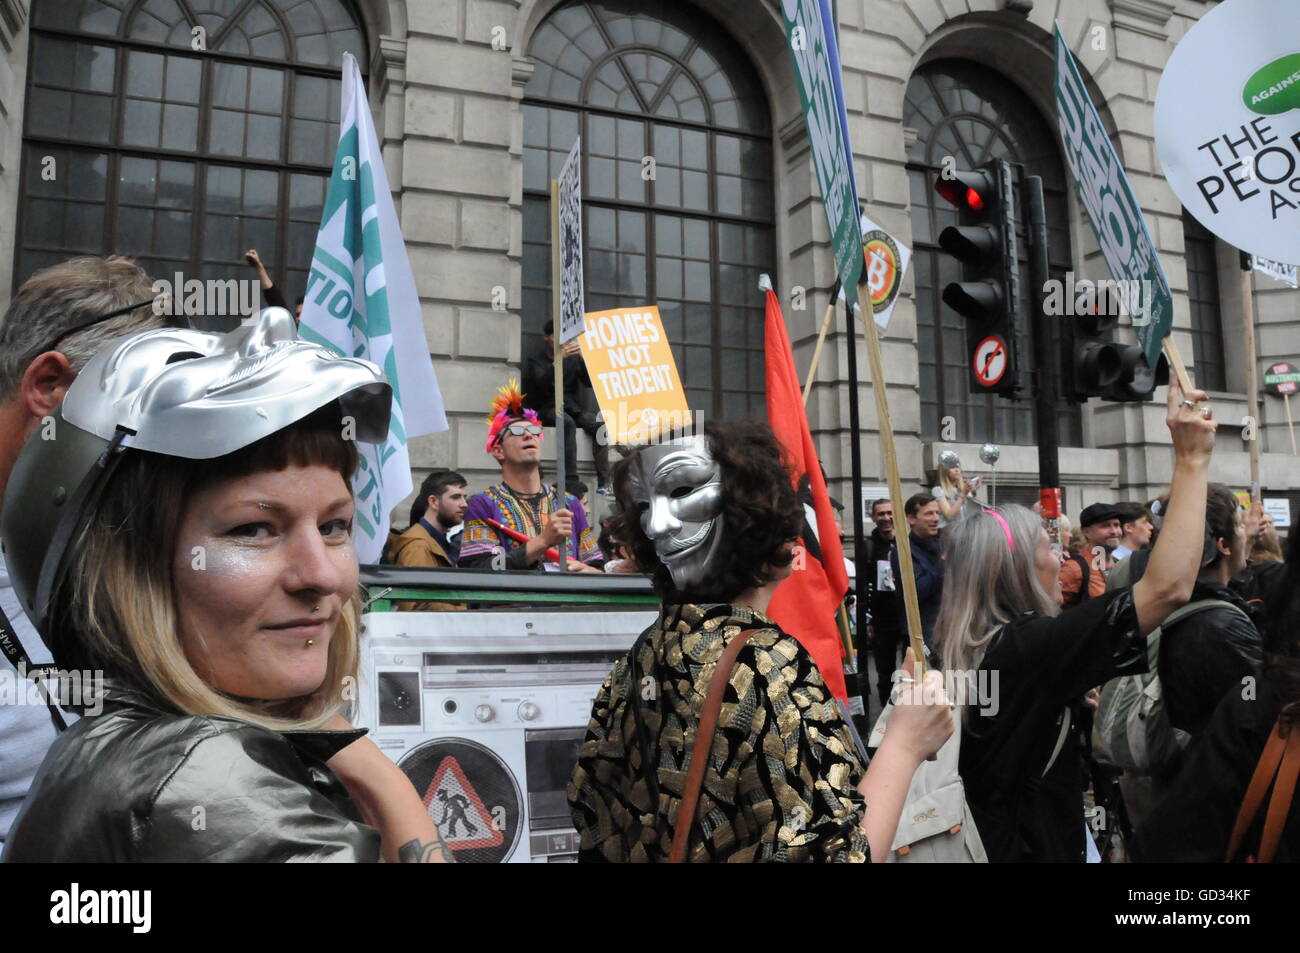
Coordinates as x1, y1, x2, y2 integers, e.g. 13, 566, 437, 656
625, 435, 724, 590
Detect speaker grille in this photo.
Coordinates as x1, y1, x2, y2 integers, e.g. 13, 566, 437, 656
398, 738, 523, 863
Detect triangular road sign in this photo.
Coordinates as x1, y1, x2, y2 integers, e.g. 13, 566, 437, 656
421, 755, 504, 850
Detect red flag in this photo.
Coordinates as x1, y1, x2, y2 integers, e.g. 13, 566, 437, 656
763, 287, 851, 702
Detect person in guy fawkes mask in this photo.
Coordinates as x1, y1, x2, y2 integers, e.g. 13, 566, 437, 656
567, 421, 953, 863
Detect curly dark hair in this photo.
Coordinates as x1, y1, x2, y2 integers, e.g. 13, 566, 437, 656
609, 421, 803, 604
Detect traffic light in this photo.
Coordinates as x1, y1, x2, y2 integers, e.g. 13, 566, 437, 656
1062, 309, 1121, 400
934, 159, 1021, 397
1100, 344, 1170, 401
1060, 287, 1170, 402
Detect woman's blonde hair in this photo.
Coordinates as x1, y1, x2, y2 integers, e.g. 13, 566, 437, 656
933, 505, 1058, 722
937, 461, 960, 496
49, 406, 360, 731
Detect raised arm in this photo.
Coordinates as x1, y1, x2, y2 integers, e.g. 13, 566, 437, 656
933, 484, 965, 521
1131, 377, 1217, 637
857, 651, 951, 862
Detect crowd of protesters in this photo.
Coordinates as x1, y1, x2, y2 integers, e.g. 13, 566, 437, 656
0, 253, 1297, 864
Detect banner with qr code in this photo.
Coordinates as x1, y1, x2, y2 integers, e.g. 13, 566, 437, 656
557, 138, 585, 344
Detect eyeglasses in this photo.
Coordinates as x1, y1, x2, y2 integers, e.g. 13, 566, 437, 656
42, 296, 183, 356
503, 423, 543, 439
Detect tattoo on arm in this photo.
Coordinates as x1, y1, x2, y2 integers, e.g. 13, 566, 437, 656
397, 834, 456, 863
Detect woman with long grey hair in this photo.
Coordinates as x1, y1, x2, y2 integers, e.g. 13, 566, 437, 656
932, 379, 1218, 862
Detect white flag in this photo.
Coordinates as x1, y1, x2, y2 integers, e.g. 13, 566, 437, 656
1252, 255, 1298, 289
299, 52, 447, 563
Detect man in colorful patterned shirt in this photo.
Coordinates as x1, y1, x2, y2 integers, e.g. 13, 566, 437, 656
459, 381, 604, 572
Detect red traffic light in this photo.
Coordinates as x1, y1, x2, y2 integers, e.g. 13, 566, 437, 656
935, 171, 993, 211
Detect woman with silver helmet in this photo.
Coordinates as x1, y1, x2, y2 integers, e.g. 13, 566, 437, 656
568, 421, 953, 862
1, 310, 451, 862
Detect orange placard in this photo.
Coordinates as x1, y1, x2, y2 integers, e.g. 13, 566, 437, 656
578, 305, 691, 445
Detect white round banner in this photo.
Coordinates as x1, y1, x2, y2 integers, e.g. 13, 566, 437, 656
1154, 0, 1300, 263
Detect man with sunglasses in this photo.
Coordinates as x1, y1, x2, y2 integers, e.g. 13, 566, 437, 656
0, 255, 164, 846
522, 320, 611, 496
459, 384, 605, 572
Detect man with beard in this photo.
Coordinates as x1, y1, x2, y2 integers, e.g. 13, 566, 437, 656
1060, 503, 1122, 607
390, 470, 469, 568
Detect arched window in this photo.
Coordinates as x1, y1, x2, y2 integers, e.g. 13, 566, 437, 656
905, 59, 1082, 446
522, 0, 774, 419
18, 0, 366, 303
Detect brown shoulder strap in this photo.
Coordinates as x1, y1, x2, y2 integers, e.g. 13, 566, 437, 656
1226, 719, 1292, 862
1259, 727, 1300, 863
668, 628, 756, 863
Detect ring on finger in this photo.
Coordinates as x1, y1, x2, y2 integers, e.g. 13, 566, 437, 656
1180, 399, 1196, 408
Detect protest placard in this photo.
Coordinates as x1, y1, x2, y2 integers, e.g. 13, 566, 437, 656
578, 305, 691, 445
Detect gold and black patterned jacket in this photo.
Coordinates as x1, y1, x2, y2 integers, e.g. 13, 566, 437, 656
568, 603, 870, 862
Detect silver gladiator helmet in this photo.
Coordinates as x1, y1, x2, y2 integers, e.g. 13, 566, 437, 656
1, 307, 391, 635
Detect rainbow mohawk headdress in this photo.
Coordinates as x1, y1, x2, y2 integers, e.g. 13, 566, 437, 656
485, 378, 542, 452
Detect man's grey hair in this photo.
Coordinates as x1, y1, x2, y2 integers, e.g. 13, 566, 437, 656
0, 256, 162, 399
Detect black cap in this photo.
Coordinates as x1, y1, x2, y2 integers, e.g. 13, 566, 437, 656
1079, 502, 1121, 528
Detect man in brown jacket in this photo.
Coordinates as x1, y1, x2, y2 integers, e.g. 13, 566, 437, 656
389, 470, 469, 567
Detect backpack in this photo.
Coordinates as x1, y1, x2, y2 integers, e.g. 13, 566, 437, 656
1095, 599, 1249, 775
1069, 553, 1092, 602
868, 704, 988, 863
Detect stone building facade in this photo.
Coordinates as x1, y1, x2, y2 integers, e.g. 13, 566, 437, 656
2, 0, 1297, 527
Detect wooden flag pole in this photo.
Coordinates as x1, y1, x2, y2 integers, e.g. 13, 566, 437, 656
549, 178, 568, 569
802, 282, 841, 408
1241, 258, 1262, 499
855, 285, 927, 678
1286, 394, 1297, 456
1160, 333, 1195, 396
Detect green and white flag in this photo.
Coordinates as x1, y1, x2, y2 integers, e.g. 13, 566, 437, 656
1055, 24, 1173, 372
300, 52, 447, 563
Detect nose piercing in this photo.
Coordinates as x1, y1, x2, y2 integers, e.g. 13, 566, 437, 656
306, 640, 315, 647
313, 604, 320, 612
